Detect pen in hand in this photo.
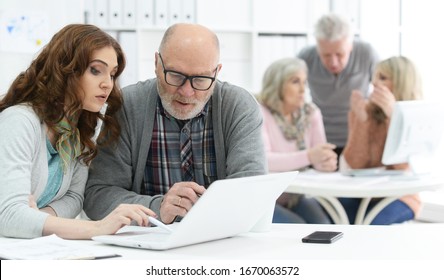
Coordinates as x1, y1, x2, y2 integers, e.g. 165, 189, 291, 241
148, 216, 173, 233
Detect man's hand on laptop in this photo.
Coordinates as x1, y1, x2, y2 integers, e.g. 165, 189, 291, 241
160, 182, 206, 224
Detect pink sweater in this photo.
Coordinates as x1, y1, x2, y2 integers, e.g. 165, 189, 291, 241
260, 104, 327, 172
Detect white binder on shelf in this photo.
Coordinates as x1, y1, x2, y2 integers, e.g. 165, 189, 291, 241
294, 36, 308, 55
105, 31, 118, 40
137, 0, 154, 28
154, 0, 169, 27
122, 0, 137, 27
256, 35, 274, 85
93, 0, 108, 27
281, 35, 297, 57
118, 32, 138, 88
108, 0, 123, 27
182, 0, 195, 23
84, 0, 95, 24
168, 0, 182, 24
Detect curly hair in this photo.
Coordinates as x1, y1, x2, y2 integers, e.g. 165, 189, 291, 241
0, 24, 125, 164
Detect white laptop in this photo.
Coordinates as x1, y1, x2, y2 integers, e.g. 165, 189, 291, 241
92, 171, 298, 250
342, 101, 444, 177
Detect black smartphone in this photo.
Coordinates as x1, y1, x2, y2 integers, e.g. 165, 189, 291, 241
301, 231, 343, 244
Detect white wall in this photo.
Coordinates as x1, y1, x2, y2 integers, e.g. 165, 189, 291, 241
401, 0, 444, 102
0, 0, 84, 94
360, 0, 400, 60
359, 0, 444, 103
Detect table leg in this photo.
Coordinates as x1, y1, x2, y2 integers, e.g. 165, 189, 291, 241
362, 197, 398, 225
355, 197, 371, 224
314, 196, 350, 224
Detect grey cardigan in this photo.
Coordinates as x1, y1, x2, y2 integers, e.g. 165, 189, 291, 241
0, 105, 87, 238
84, 79, 267, 220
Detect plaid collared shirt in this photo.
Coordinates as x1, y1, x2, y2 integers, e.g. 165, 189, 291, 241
143, 97, 217, 196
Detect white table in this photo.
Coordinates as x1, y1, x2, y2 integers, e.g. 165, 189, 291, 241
3, 223, 444, 280
285, 170, 444, 224
1, 223, 444, 260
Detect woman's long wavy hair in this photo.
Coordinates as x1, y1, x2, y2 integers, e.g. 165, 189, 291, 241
0, 24, 125, 165
370, 56, 423, 123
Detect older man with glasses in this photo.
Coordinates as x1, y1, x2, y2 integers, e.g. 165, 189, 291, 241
84, 23, 267, 224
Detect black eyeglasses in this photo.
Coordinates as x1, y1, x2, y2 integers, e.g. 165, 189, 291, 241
158, 53, 218, 91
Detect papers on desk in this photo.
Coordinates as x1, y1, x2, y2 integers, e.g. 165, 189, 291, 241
296, 170, 391, 187
0, 234, 120, 260
341, 167, 408, 177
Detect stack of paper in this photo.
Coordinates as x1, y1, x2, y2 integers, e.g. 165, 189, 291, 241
0, 234, 120, 260
296, 170, 391, 188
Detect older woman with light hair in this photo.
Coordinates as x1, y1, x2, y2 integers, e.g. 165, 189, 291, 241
340, 56, 423, 224
258, 57, 337, 223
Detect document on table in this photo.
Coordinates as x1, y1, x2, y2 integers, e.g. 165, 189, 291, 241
296, 170, 391, 187
0, 234, 120, 260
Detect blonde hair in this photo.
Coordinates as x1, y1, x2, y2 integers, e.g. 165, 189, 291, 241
371, 56, 423, 122
376, 56, 423, 101
258, 57, 307, 113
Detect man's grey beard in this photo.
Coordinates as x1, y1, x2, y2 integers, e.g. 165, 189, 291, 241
157, 82, 213, 120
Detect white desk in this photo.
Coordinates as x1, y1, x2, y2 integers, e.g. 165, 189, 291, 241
1, 223, 444, 260
286, 171, 444, 224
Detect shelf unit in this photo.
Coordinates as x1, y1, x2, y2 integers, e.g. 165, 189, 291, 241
86, 0, 362, 93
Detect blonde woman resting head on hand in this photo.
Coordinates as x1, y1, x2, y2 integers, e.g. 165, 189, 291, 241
0, 24, 156, 239
341, 56, 423, 225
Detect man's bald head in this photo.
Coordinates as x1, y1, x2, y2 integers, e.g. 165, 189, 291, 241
158, 23, 220, 64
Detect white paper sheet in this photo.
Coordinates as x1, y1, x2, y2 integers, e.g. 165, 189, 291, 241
0, 234, 119, 260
